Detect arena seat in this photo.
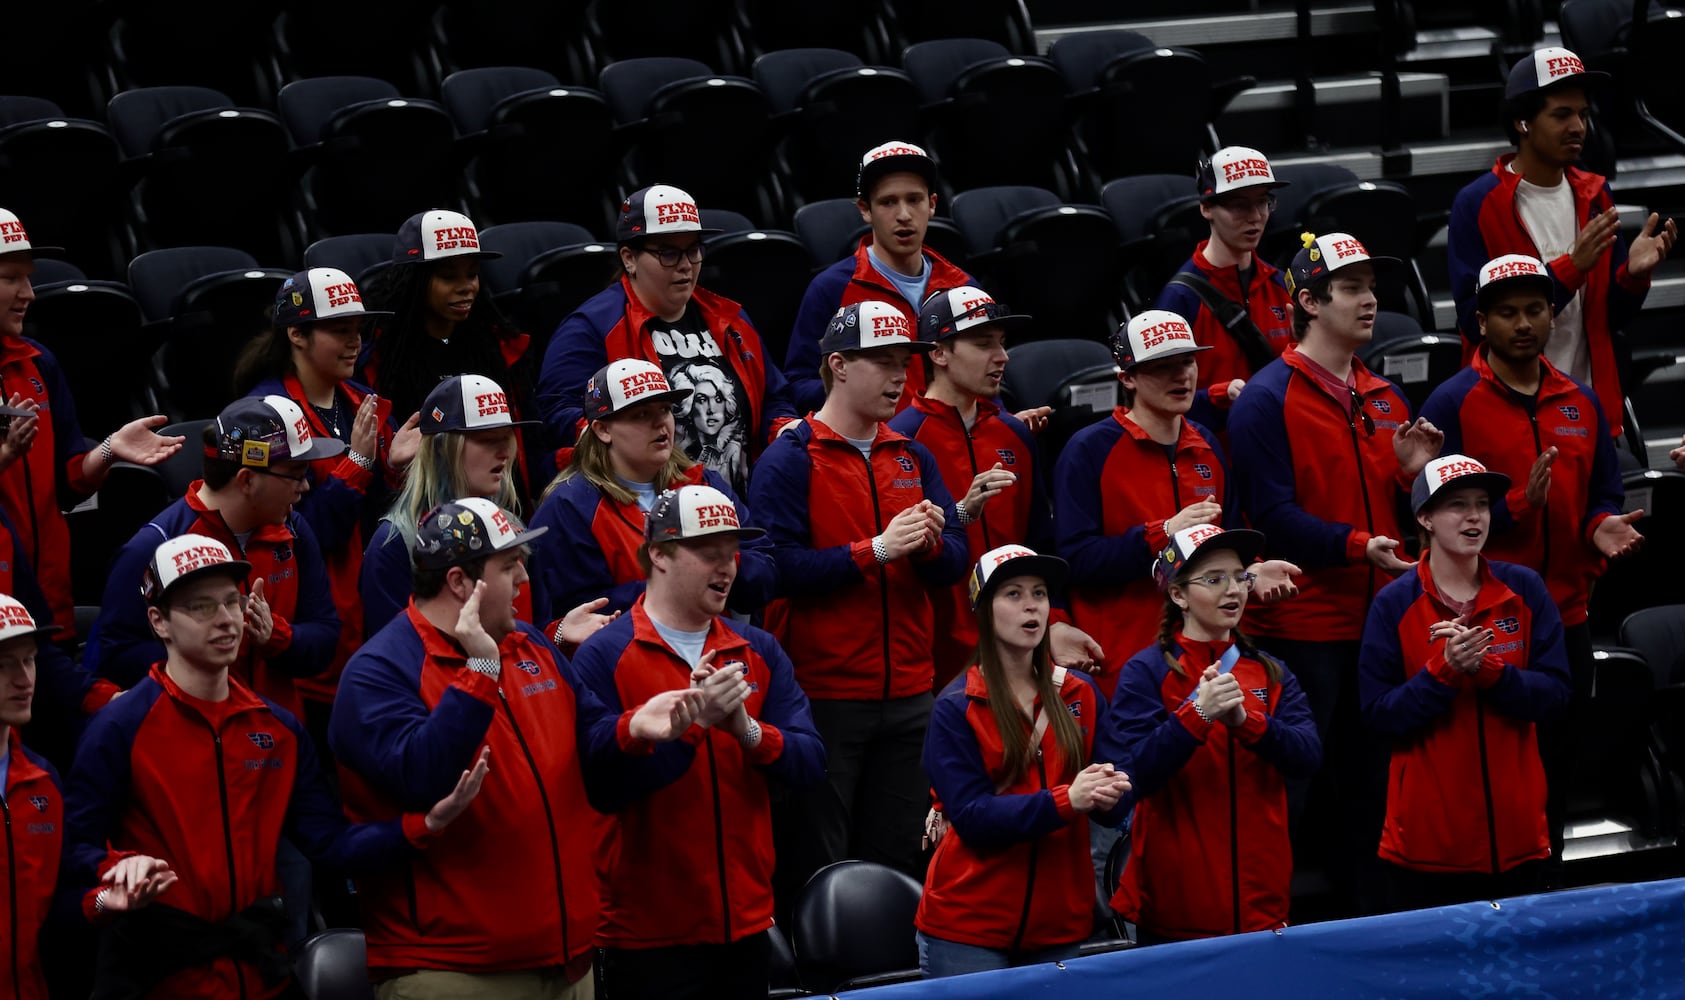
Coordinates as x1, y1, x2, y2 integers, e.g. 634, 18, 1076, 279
22, 260, 156, 437
586, 0, 748, 72
599, 58, 782, 224
950, 185, 1125, 344
791, 860, 923, 993
1588, 468, 1685, 640
999, 338, 1119, 464
698, 220, 813, 368
740, 0, 896, 65
766, 920, 807, 998
0, 97, 124, 277
752, 49, 922, 209
292, 928, 373, 1000
478, 222, 618, 351
302, 235, 394, 286
902, 38, 1083, 199
105, 86, 299, 263
1620, 605, 1685, 783
277, 76, 458, 239
441, 67, 618, 230
790, 198, 969, 272
433, 0, 598, 87
104, 0, 283, 107
1258, 162, 1362, 265
1355, 313, 1463, 413
887, 0, 1037, 54
273, 1, 440, 98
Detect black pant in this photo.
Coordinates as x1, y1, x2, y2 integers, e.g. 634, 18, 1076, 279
1384, 860, 1546, 913
1537, 621, 1595, 873
600, 931, 770, 1000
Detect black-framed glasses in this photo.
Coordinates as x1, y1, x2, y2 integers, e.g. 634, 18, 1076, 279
642, 242, 706, 268
173, 593, 247, 623
252, 466, 310, 485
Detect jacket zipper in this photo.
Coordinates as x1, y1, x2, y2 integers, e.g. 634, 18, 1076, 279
497, 689, 570, 958
1346, 391, 1378, 603
1474, 700, 1501, 874
1010, 747, 1047, 952
1228, 742, 1241, 934
1527, 411, 1551, 579
207, 729, 247, 1000
956, 410, 993, 551
4, 795, 19, 1000
862, 449, 892, 700
703, 737, 733, 943
1167, 446, 1183, 509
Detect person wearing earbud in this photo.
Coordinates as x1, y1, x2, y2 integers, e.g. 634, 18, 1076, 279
1447, 46, 1677, 441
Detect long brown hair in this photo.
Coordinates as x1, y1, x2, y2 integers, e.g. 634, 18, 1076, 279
544, 419, 695, 505
975, 595, 1084, 785
1155, 584, 1283, 684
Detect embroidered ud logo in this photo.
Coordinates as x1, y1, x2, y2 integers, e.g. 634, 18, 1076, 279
1067, 701, 1082, 718
1494, 617, 1520, 634
28, 377, 45, 394
1193, 463, 1212, 480
1371, 399, 1392, 414
28, 795, 49, 812
273, 544, 293, 563
1558, 405, 1581, 421
894, 456, 915, 473
1270, 305, 1288, 321
996, 449, 1017, 466
1250, 688, 1268, 705
247, 732, 274, 750
514, 659, 541, 677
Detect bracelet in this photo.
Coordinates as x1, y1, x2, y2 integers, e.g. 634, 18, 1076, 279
467, 656, 501, 680
346, 449, 375, 472
739, 718, 763, 749
94, 888, 111, 913
1193, 702, 1212, 725
872, 536, 889, 564
100, 435, 115, 463
954, 500, 973, 526
553, 620, 568, 646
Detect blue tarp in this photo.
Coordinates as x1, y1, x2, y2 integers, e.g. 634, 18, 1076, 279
846, 878, 1685, 999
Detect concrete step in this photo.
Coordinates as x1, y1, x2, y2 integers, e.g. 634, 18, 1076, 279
1219, 71, 1452, 151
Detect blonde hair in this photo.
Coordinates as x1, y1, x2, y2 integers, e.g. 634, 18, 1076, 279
383, 430, 524, 551
545, 419, 696, 506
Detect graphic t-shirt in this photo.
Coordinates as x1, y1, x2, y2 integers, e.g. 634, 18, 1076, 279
650, 306, 753, 493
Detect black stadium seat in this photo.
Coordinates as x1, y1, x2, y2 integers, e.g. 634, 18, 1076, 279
792, 861, 923, 993
104, 0, 284, 107
1620, 605, 1685, 786
698, 218, 813, 368
753, 49, 922, 208
1259, 162, 1362, 265
105, 86, 299, 263
478, 222, 618, 351
0, 97, 124, 277
153, 418, 214, 499
293, 928, 373, 1000
766, 920, 807, 998
273, 1, 439, 98
1100, 173, 1209, 309
598, 58, 781, 224
789, 198, 969, 272
1355, 313, 1463, 413
887, 0, 1037, 53
740, 0, 896, 64
1588, 469, 1685, 640
951, 186, 1124, 344
302, 235, 394, 287
128, 246, 291, 420
441, 68, 619, 231
278, 77, 459, 239
586, 0, 747, 72
1298, 180, 1433, 322
902, 38, 1082, 198
433, 0, 598, 86
21, 260, 158, 437
1000, 338, 1120, 465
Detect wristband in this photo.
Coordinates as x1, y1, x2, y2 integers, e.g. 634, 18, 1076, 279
872, 536, 889, 564
94, 888, 112, 913
954, 500, 973, 526
739, 718, 763, 749
1193, 702, 1213, 725
101, 435, 115, 463
467, 656, 501, 680
347, 449, 375, 472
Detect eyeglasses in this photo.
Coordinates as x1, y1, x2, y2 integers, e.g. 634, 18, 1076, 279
1187, 571, 1257, 590
642, 243, 706, 268
173, 593, 247, 623
252, 466, 310, 486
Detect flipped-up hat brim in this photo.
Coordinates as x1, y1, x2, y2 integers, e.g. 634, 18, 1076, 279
973, 553, 1069, 609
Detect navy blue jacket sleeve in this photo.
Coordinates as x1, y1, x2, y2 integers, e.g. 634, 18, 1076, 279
529, 483, 647, 621
1482, 565, 1572, 723
1229, 377, 1356, 569
1003, 413, 1056, 554
266, 516, 339, 678
569, 628, 701, 813
909, 441, 970, 587
536, 297, 615, 447
280, 704, 411, 872
1447, 178, 1496, 345
329, 641, 498, 811
1582, 389, 1624, 530
2, 509, 97, 712
746, 628, 826, 788
34, 343, 92, 504
1096, 653, 1203, 799
1053, 421, 1156, 586
360, 521, 415, 638
924, 692, 1072, 850
62, 690, 147, 884
1358, 577, 1459, 736
748, 431, 866, 597
84, 523, 171, 688
783, 261, 852, 415
1243, 660, 1322, 778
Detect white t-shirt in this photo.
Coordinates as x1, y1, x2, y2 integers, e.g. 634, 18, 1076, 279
1512, 173, 1590, 384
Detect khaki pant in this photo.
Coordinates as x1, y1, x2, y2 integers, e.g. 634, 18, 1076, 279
375, 965, 594, 1000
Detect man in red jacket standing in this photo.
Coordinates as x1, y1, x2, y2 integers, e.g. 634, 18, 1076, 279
573, 483, 825, 1000
1447, 47, 1676, 437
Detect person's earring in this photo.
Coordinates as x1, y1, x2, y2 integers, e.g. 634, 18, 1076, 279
1519, 122, 1529, 134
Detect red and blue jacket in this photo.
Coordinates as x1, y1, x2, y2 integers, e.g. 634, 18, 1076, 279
64, 666, 427, 999
1154, 241, 1295, 430
1, 504, 117, 724
890, 395, 1052, 689
749, 417, 969, 701
331, 605, 638, 974
1419, 351, 1620, 627
1448, 154, 1648, 435
360, 519, 545, 639
783, 239, 973, 414
537, 277, 795, 462
528, 463, 776, 627
2, 732, 63, 1000
1229, 346, 1413, 641
249, 375, 399, 703
1099, 634, 1319, 939
571, 598, 825, 948
1054, 410, 1231, 697
83, 484, 340, 721
0, 335, 100, 639
917, 665, 1115, 951
1358, 555, 1570, 874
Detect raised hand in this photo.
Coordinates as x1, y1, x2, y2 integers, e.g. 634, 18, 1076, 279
424, 746, 492, 833
628, 688, 707, 742
244, 578, 274, 646
1592, 509, 1644, 559
559, 597, 620, 647
1570, 207, 1620, 275
962, 462, 1019, 514
109, 415, 187, 466
453, 580, 500, 659
1165, 500, 1223, 535
1526, 447, 1557, 508
1365, 535, 1415, 573
350, 393, 381, 460
1625, 212, 1678, 278
99, 855, 178, 912
1252, 559, 1301, 603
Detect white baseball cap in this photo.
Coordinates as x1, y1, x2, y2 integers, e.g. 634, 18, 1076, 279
1198, 146, 1290, 202
0, 206, 63, 258
582, 359, 693, 421
1505, 46, 1609, 100
208, 395, 347, 467
273, 267, 392, 327
1411, 454, 1512, 514
1475, 253, 1553, 309
615, 184, 722, 242
1153, 525, 1265, 592
644, 484, 765, 542
967, 544, 1068, 609
141, 536, 252, 605
0, 595, 56, 644
856, 140, 939, 199
819, 300, 934, 355
412, 496, 549, 571
419, 374, 542, 434
1286, 231, 1403, 296
1111, 309, 1211, 370
394, 209, 501, 263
